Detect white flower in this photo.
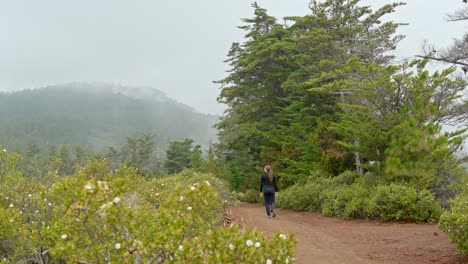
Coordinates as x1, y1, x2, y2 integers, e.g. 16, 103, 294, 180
5, 197, 8, 200
48, 203, 52, 206
61, 234, 68, 239
279, 233, 287, 240
286, 256, 290, 263
113, 197, 121, 204
178, 245, 184, 250
35, 210, 39, 213
187, 206, 192, 211
28, 194, 32, 197
2, 149, 6, 152
204, 181, 211, 186
266, 259, 272, 264
246, 239, 253, 247
9, 204, 13, 208
190, 186, 196, 191
155, 193, 159, 196
84, 185, 93, 190
114, 243, 121, 249
9, 219, 13, 223
229, 244, 235, 251
180, 196, 184, 201
255, 242, 261, 248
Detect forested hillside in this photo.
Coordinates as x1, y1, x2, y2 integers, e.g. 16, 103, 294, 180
0, 83, 218, 152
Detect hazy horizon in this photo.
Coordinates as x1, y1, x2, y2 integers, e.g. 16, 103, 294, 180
0, 0, 466, 115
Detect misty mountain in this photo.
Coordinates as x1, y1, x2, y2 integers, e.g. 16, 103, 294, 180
0, 83, 219, 152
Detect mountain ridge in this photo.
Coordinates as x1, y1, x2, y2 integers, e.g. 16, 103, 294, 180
0, 83, 219, 153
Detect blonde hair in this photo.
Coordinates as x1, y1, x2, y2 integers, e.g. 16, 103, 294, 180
264, 165, 273, 183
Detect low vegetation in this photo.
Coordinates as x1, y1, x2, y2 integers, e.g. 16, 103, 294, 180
0, 152, 296, 263
274, 172, 442, 222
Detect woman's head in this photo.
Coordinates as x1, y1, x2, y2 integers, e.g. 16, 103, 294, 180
264, 165, 273, 182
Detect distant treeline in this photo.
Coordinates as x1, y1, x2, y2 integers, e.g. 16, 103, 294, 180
11, 134, 227, 178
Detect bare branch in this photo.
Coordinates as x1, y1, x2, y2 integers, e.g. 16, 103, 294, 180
417, 55, 468, 67
418, 34, 468, 69
446, 5, 468, 21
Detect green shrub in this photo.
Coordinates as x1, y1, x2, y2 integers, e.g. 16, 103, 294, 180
241, 189, 262, 203
329, 170, 360, 186
439, 193, 468, 254
330, 183, 372, 219
320, 188, 339, 217
277, 177, 330, 212
366, 184, 442, 222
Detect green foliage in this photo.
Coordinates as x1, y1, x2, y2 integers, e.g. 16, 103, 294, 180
385, 119, 447, 188
171, 226, 295, 263
366, 184, 442, 222
241, 189, 263, 203
321, 180, 371, 219
118, 134, 161, 175
277, 169, 442, 222
439, 174, 468, 254
276, 176, 331, 212
439, 193, 468, 254
216, 0, 411, 190
196, 144, 230, 181
164, 138, 201, 174
0, 155, 296, 263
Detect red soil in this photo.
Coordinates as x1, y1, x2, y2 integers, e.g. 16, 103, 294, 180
231, 203, 465, 264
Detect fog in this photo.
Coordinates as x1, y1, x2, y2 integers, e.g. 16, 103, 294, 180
0, 0, 465, 114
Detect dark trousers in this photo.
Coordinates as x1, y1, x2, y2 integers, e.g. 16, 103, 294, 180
262, 187, 275, 216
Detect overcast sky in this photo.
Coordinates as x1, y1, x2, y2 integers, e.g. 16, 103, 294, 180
0, 0, 466, 115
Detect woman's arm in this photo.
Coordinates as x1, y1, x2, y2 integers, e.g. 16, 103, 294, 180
273, 175, 279, 192
259, 174, 264, 195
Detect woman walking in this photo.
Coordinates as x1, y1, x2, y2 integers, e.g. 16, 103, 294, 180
259, 165, 279, 218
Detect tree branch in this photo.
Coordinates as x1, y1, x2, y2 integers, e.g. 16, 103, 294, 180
416, 55, 468, 67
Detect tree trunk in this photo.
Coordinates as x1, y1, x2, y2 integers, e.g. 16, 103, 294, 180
354, 139, 363, 175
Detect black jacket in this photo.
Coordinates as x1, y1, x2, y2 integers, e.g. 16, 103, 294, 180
259, 173, 279, 193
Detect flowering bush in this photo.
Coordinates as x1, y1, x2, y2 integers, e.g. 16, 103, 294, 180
0, 157, 296, 263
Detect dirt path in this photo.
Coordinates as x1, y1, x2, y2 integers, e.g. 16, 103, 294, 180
230, 203, 462, 264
